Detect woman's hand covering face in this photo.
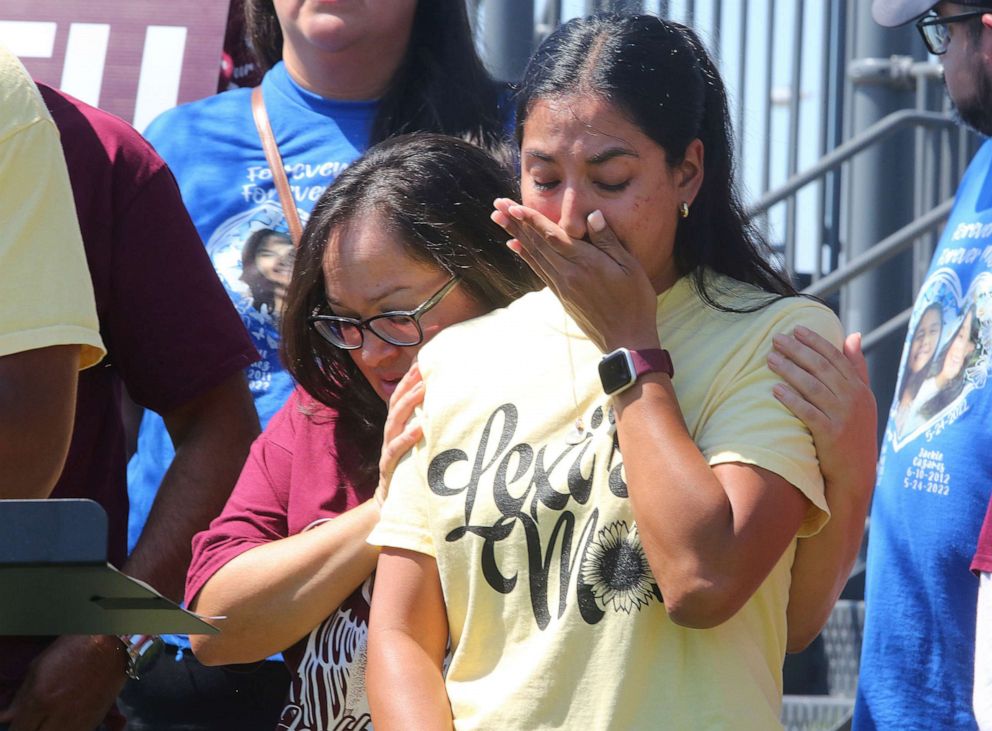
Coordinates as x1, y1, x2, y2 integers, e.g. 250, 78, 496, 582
492, 199, 660, 353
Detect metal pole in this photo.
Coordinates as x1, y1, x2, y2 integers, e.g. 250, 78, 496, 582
761, 0, 776, 240
814, 0, 833, 283
535, 0, 561, 44
914, 71, 936, 295
711, 1, 722, 62
736, 0, 749, 156
828, 0, 848, 275
748, 111, 955, 215
845, 2, 925, 438
481, 0, 536, 83
611, 0, 645, 11
784, 0, 804, 277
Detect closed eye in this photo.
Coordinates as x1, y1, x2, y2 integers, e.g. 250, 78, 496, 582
531, 179, 559, 191
596, 180, 630, 192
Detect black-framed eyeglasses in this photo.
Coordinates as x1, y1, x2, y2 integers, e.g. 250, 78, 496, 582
308, 276, 461, 350
916, 9, 989, 55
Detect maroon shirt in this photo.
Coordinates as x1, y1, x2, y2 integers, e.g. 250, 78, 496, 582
0, 85, 259, 712
187, 387, 375, 729
187, 386, 372, 606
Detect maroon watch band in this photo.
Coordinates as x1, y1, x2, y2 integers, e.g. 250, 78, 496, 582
599, 347, 674, 396
629, 348, 674, 379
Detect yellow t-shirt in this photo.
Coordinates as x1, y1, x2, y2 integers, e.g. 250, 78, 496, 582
0, 44, 103, 366
370, 274, 842, 730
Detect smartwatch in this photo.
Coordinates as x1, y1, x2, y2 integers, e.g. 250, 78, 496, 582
598, 347, 674, 396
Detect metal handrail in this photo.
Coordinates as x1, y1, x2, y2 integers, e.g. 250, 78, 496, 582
802, 198, 953, 299
861, 308, 913, 354
746, 110, 956, 217
798, 198, 954, 354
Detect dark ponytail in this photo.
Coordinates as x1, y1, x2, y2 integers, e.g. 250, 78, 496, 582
671, 24, 797, 310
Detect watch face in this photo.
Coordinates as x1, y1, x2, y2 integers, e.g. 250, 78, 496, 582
598, 350, 635, 395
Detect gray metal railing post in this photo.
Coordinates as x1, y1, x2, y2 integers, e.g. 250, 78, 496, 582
747, 110, 956, 215
846, 6, 926, 437
481, 0, 536, 83
760, 0, 776, 241
736, 0, 748, 155
784, 0, 804, 276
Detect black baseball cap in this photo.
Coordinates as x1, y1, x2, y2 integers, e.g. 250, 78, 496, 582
872, 0, 992, 27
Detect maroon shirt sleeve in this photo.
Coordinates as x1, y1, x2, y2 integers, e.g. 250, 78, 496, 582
973, 496, 992, 575
186, 387, 370, 606
107, 165, 258, 413
36, 84, 258, 415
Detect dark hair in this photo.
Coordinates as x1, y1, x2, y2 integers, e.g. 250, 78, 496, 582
281, 133, 541, 480
244, 0, 506, 151
514, 13, 798, 311
898, 302, 943, 404
919, 305, 982, 419
240, 228, 293, 314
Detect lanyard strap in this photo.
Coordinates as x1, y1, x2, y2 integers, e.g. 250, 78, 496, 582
251, 86, 304, 247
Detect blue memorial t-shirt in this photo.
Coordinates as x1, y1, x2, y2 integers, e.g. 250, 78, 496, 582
127, 62, 375, 649
854, 139, 992, 731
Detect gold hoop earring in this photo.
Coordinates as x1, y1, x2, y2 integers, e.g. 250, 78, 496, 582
679, 202, 690, 219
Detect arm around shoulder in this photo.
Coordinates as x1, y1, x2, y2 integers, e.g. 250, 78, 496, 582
190, 497, 382, 665
188, 392, 383, 665
767, 329, 877, 651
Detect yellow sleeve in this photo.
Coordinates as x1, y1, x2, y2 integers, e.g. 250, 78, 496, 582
0, 49, 104, 366
367, 406, 436, 557
699, 301, 843, 538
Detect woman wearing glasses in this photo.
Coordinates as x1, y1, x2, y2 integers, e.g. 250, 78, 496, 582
182, 134, 539, 731
123, 3, 509, 725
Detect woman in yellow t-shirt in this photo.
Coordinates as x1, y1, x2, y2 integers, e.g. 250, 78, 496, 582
367, 14, 875, 729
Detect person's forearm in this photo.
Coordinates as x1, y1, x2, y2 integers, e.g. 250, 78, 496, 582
786, 475, 872, 652
614, 375, 806, 628
616, 378, 735, 600
190, 499, 381, 664
367, 629, 453, 731
368, 549, 451, 729
126, 374, 258, 600
125, 426, 257, 599
764, 328, 877, 650
0, 345, 79, 499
